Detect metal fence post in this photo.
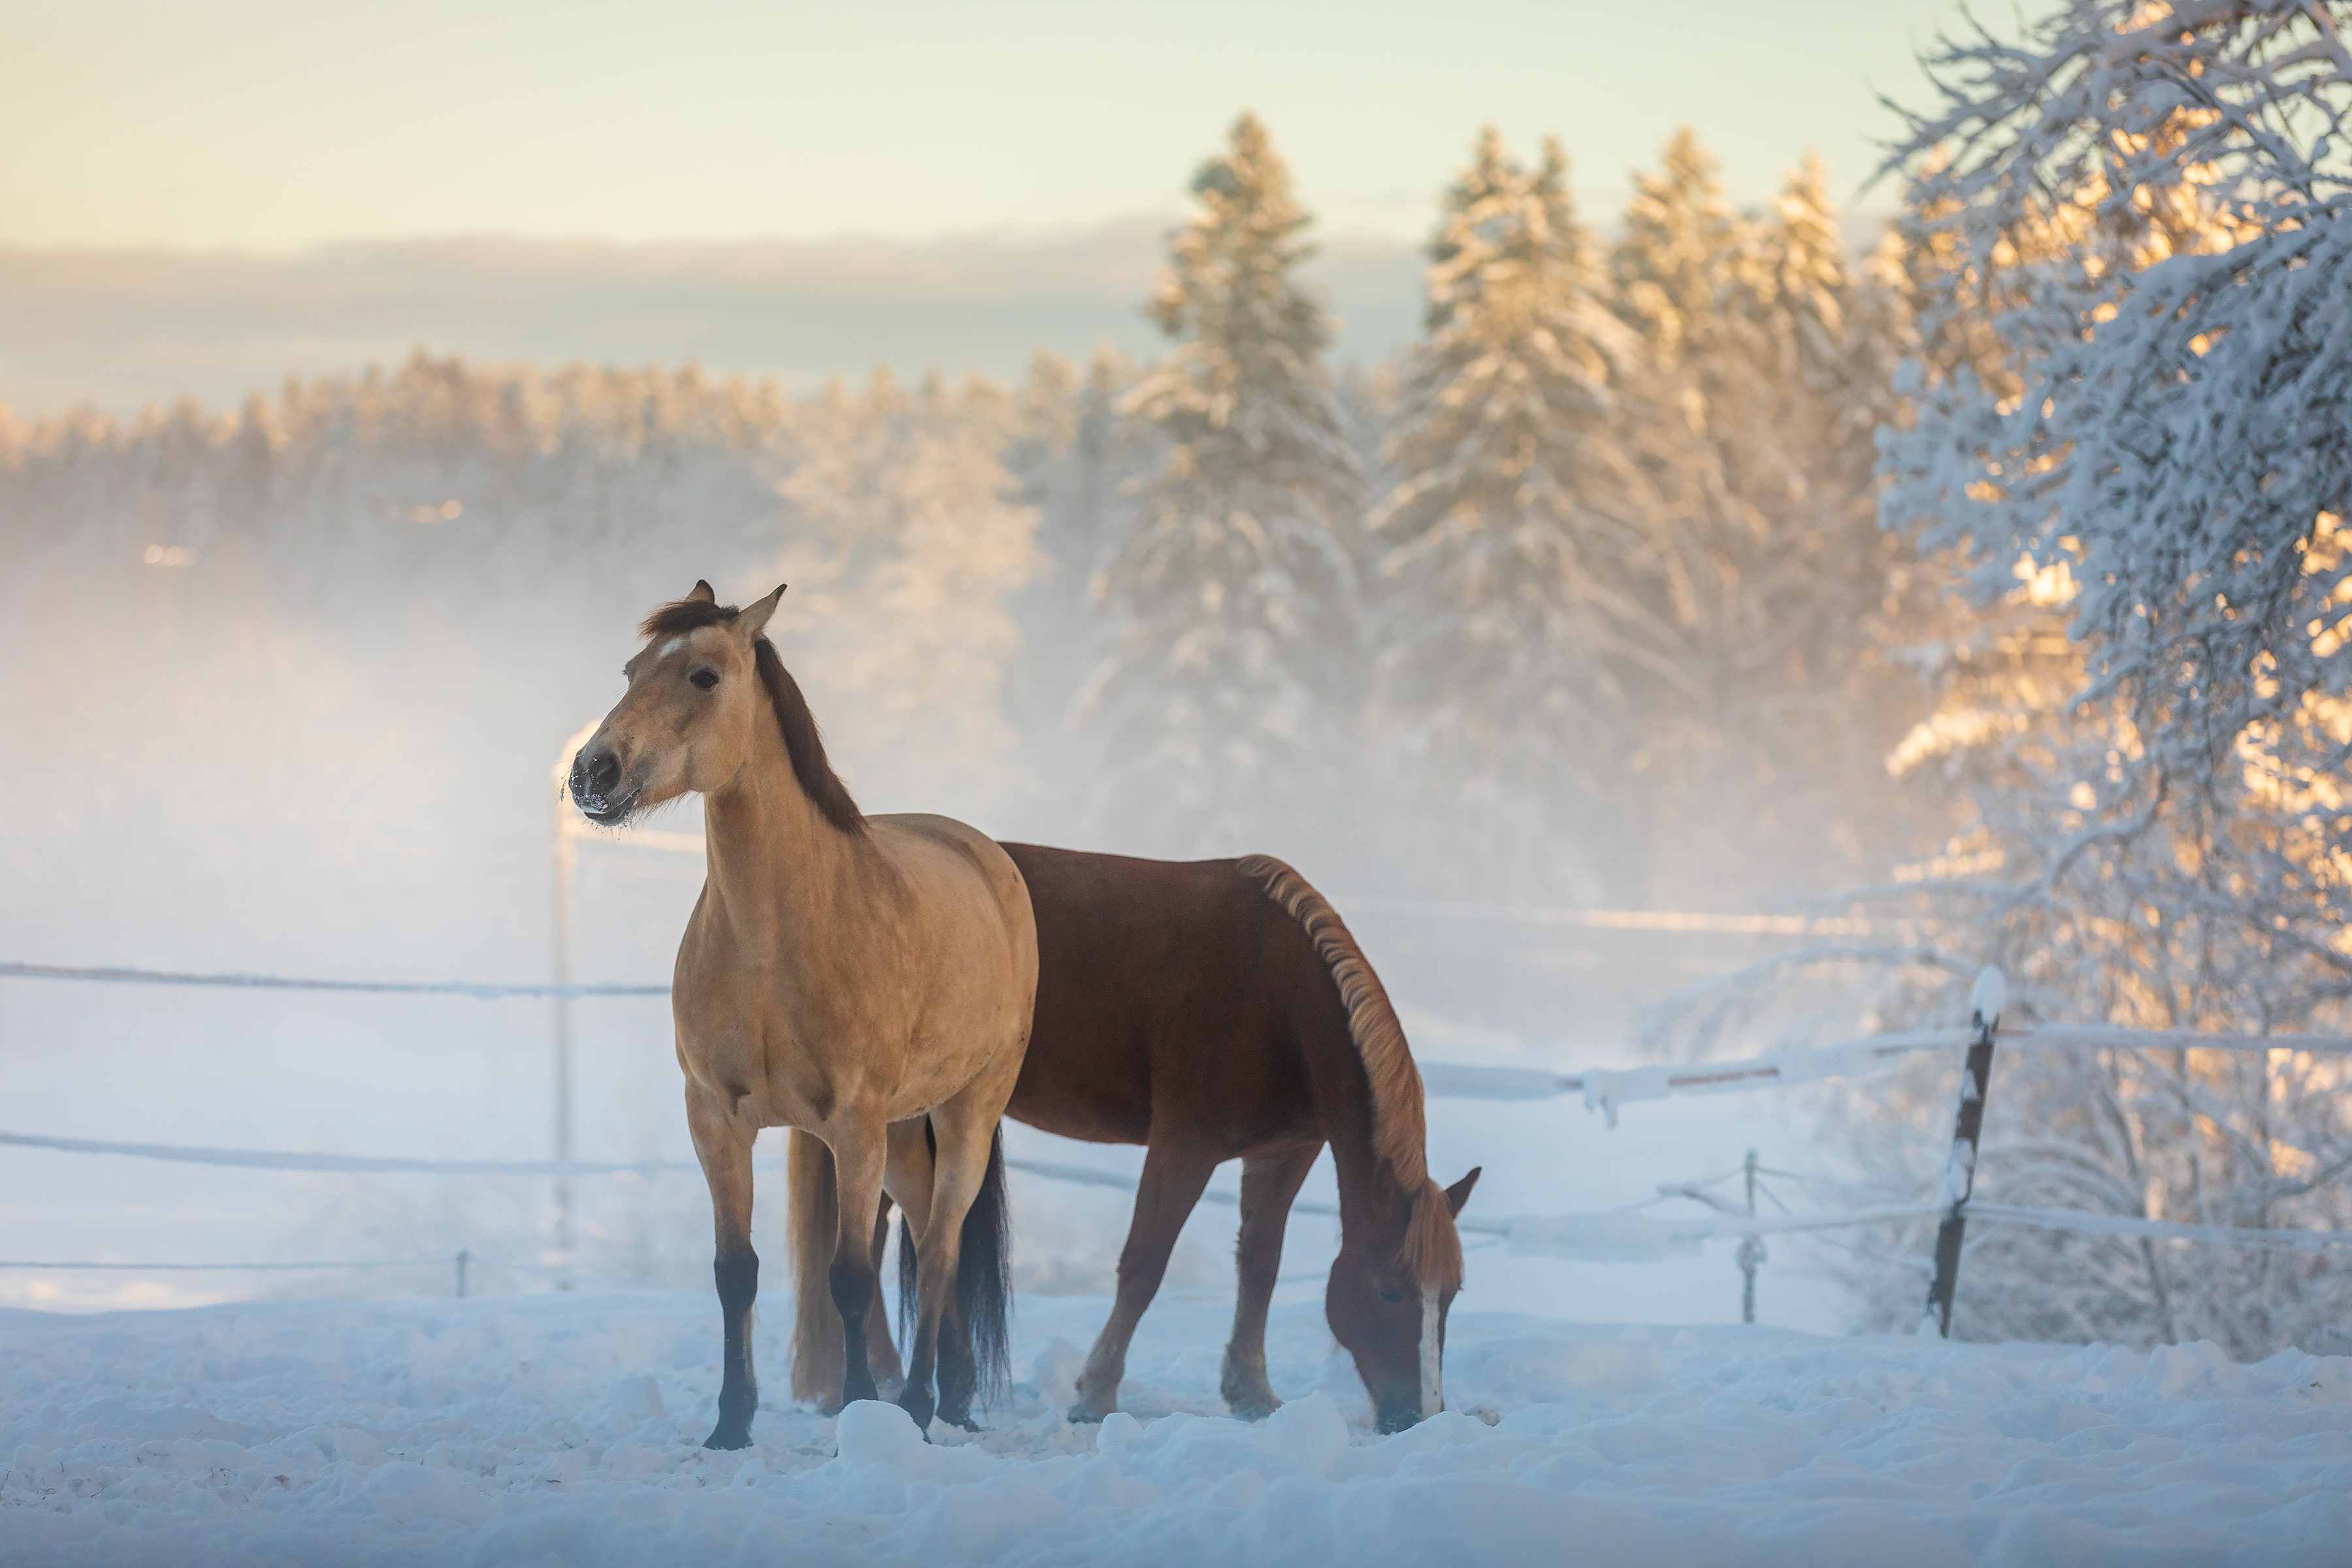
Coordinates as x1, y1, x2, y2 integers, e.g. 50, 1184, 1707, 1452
455, 1248, 470, 1299
1737, 1147, 1763, 1324
1921, 967, 2006, 1337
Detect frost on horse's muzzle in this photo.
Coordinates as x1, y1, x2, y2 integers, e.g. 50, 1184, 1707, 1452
568, 747, 635, 823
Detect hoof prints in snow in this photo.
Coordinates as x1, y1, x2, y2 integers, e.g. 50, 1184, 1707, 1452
3, 1292, 2351, 1565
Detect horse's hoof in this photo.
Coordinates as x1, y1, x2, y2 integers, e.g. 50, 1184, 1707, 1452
1224, 1394, 1280, 1422
1065, 1401, 1109, 1426
898, 1389, 937, 1435
702, 1426, 753, 1451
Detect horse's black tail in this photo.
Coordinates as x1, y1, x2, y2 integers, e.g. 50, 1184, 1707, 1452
960, 1126, 1014, 1404
896, 1120, 1014, 1410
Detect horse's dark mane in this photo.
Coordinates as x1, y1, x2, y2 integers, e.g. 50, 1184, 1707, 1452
638, 596, 867, 836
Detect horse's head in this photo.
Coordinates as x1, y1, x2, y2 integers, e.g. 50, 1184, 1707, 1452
1325, 1165, 1480, 1434
570, 580, 783, 826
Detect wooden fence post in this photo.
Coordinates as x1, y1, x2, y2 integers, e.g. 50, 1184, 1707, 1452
1922, 967, 2005, 1338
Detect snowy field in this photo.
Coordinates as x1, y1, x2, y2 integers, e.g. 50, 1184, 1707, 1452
5, 1286, 2350, 1567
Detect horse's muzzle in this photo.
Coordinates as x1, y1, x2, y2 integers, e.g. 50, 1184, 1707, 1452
1374, 1388, 1427, 1435
569, 746, 634, 824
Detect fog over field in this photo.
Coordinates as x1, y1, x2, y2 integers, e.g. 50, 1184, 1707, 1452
0, 338, 1859, 1332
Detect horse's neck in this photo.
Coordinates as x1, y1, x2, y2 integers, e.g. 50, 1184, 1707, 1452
1330, 1136, 1407, 1223
699, 728, 864, 952
1321, 1075, 1413, 1226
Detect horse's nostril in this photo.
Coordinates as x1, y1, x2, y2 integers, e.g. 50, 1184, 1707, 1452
572, 747, 623, 802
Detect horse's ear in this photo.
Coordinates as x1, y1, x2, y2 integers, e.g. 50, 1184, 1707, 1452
1443, 1167, 1481, 1218
687, 580, 717, 604
735, 583, 787, 641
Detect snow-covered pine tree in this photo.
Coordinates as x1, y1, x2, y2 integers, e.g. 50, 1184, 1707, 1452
1369, 127, 1639, 898
1609, 129, 1770, 701
1079, 112, 1363, 857
1614, 129, 1751, 365
1602, 133, 1926, 902
1597, 131, 1776, 904
1721, 156, 1933, 877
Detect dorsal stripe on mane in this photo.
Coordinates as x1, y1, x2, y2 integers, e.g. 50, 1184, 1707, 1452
1234, 854, 1463, 1292
637, 596, 866, 836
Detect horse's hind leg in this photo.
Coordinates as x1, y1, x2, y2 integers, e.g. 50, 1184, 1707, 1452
686, 1083, 760, 1450
898, 1145, 982, 1435
932, 1126, 1009, 1432
1221, 1143, 1320, 1420
1070, 1143, 1215, 1424
898, 1106, 998, 1433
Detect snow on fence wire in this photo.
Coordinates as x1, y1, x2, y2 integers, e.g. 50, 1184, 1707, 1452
7, 1119, 2351, 1271
13, 957, 2352, 1320
1424, 1023, 2352, 1124
18, 958, 2352, 1103
0, 960, 664, 1000
9, 1122, 2349, 1284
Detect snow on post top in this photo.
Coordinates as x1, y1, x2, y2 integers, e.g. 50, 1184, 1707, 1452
1970, 967, 2006, 1031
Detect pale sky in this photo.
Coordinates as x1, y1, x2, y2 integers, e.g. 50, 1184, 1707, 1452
7, 0, 1969, 252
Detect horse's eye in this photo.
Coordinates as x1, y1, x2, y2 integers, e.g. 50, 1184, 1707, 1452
1377, 1284, 1406, 1304
689, 669, 719, 691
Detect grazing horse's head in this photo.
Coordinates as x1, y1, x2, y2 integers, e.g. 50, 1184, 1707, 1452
572, 580, 834, 829
1326, 1166, 1480, 1434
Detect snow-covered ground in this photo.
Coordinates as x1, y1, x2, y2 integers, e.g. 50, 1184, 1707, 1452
6, 1286, 2349, 1567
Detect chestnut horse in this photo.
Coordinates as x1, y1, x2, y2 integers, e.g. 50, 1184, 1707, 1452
797, 844, 1479, 1434
571, 581, 1036, 1446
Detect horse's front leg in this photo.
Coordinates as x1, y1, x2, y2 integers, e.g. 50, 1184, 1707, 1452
686, 1082, 760, 1450
824, 1122, 890, 1409
1071, 1141, 1215, 1422
1222, 1143, 1319, 1420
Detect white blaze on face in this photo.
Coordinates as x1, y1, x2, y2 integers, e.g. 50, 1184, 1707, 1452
658, 636, 685, 658
1419, 1282, 1443, 1420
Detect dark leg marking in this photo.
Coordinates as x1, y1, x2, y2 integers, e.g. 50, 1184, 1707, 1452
830, 1245, 879, 1409
706, 1247, 759, 1450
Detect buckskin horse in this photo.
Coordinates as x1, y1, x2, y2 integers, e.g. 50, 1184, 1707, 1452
796, 843, 1480, 1435
570, 581, 1036, 1446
